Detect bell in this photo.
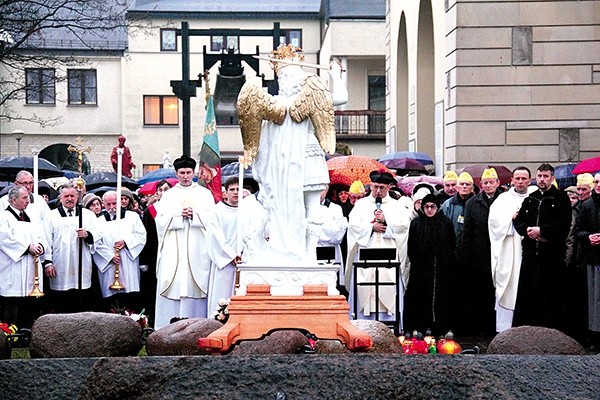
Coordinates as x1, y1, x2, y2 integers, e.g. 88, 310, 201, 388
213, 73, 246, 118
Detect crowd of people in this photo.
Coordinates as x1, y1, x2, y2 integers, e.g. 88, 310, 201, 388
0, 157, 598, 348
323, 163, 599, 346
0, 156, 242, 330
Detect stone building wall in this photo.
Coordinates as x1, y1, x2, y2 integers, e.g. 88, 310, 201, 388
445, 0, 600, 171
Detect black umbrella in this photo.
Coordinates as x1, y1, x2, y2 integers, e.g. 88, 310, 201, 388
0, 156, 63, 181
83, 172, 139, 191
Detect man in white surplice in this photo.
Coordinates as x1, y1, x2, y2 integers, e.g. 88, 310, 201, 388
488, 166, 534, 332
43, 184, 98, 312
0, 170, 51, 223
154, 155, 235, 329
317, 187, 348, 285
208, 177, 239, 316
93, 191, 146, 310
0, 187, 47, 328
345, 170, 411, 322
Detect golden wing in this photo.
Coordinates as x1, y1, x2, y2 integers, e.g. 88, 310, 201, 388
289, 74, 336, 154
236, 80, 286, 166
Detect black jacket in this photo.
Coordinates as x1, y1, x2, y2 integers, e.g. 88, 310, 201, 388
513, 186, 572, 258
574, 190, 600, 265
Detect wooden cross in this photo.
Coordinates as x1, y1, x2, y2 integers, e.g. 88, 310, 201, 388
67, 137, 91, 175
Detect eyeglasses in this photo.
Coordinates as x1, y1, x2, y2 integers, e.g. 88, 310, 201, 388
17, 181, 34, 186
424, 204, 438, 210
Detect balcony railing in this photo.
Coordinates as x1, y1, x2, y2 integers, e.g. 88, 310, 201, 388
334, 110, 385, 136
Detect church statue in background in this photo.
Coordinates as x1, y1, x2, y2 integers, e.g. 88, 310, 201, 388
111, 135, 136, 178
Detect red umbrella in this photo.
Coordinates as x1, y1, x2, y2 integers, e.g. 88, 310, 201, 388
138, 177, 178, 195
457, 164, 512, 187
326, 155, 394, 186
572, 156, 600, 174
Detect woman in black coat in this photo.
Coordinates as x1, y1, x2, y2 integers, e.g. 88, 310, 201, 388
404, 194, 456, 336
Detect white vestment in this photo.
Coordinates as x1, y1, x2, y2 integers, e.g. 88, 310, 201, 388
317, 201, 348, 282
93, 211, 147, 298
345, 195, 411, 320
208, 201, 238, 316
488, 187, 531, 332
154, 183, 235, 329
44, 208, 98, 291
0, 209, 48, 296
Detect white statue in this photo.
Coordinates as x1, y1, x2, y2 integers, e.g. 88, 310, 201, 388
237, 44, 338, 266
162, 150, 172, 169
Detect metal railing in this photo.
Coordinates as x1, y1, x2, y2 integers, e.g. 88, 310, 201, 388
334, 110, 385, 135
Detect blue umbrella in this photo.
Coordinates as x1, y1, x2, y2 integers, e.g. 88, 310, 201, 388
553, 163, 578, 189
221, 162, 253, 184
137, 168, 177, 184
379, 151, 434, 167
62, 170, 79, 179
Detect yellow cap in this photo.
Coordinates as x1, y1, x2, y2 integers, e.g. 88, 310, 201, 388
481, 167, 498, 180
457, 172, 474, 184
349, 180, 365, 194
443, 170, 458, 182
577, 173, 594, 188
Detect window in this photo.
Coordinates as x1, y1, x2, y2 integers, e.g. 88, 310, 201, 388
68, 69, 97, 105
279, 29, 302, 48
161, 29, 177, 51
25, 68, 55, 104
368, 75, 386, 133
211, 35, 239, 52
144, 95, 179, 125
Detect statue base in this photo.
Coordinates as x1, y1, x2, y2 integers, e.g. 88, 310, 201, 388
235, 262, 340, 296
197, 284, 373, 353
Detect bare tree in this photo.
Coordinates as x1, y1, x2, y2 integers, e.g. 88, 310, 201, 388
0, 0, 149, 125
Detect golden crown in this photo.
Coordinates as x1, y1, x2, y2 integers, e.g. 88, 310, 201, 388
271, 44, 305, 61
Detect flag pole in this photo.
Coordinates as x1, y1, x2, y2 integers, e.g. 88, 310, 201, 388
32, 148, 39, 202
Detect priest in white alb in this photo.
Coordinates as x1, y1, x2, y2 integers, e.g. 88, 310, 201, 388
345, 169, 411, 324
93, 190, 146, 311
488, 166, 534, 332
154, 155, 236, 329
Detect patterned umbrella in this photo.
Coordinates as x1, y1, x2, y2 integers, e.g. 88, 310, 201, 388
326, 155, 393, 186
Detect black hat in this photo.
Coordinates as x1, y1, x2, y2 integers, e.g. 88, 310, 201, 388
421, 193, 441, 210
173, 155, 196, 171
369, 169, 395, 185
